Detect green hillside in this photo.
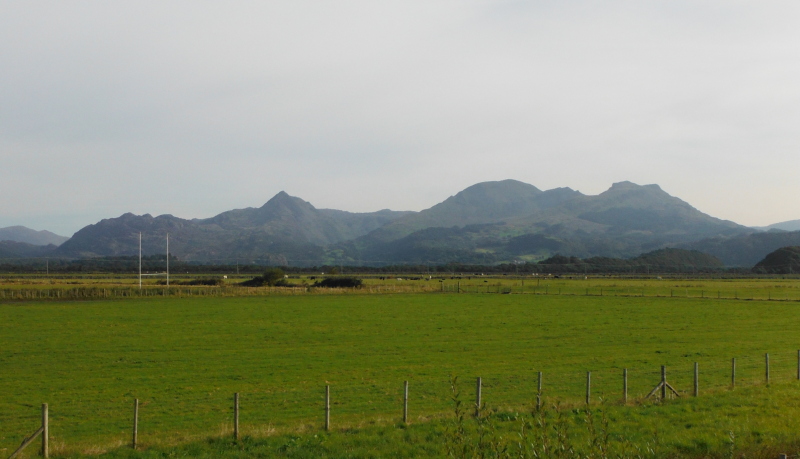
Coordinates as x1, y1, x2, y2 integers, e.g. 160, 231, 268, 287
753, 246, 800, 274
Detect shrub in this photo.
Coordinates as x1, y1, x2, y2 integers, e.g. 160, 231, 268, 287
240, 268, 291, 287
157, 278, 224, 286
185, 278, 224, 286
312, 277, 362, 288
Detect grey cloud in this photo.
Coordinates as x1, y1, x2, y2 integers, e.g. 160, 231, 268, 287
2, 1, 800, 235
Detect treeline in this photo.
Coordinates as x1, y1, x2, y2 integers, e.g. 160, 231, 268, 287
0, 248, 755, 275
0, 255, 252, 275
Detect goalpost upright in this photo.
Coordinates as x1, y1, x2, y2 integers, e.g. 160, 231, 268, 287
138, 232, 170, 289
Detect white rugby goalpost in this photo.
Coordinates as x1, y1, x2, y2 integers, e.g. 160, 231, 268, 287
138, 232, 169, 289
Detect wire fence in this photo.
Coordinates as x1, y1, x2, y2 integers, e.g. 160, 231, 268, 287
3, 281, 800, 302
443, 282, 800, 301
0, 284, 442, 301
5, 350, 800, 456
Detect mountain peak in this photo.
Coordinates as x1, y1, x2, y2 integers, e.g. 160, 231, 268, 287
263, 190, 293, 204
459, 179, 542, 196
607, 181, 663, 192
261, 191, 316, 213
609, 181, 644, 189
601, 182, 670, 201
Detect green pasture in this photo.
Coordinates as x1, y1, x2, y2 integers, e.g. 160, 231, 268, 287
2, 290, 800, 457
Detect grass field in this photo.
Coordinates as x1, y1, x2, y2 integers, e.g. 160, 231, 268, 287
3, 283, 800, 457
3, 274, 800, 302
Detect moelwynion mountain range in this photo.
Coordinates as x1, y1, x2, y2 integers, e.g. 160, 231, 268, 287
4, 180, 800, 267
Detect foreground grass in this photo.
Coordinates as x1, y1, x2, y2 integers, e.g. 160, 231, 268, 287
3, 291, 800, 456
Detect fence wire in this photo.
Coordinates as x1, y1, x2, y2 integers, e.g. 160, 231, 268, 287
5, 350, 800, 455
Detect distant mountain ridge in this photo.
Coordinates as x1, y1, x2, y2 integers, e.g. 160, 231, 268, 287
343, 180, 748, 265
680, 230, 800, 267
55, 194, 413, 264
7, 180, 787, 267
0, 240, 59, 259
0, 226, 69, 246
754, 219, 800, 232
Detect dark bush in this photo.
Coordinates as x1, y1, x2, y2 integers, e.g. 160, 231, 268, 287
313, 277, 363, 288
158, 278, 224, 286
185, 278, 224, 286
240, 268, 292, 287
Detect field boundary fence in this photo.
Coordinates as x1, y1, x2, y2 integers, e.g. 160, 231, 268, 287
445, 281, 800, 302
7, 404, 47, 459
0, 284, 443, 301
2, 282, 800, 302
8, 350, 800, 457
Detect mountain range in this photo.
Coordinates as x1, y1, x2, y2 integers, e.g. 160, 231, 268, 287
3, 180, 799, 267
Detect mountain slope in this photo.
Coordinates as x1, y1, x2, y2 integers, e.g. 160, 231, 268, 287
755, 219, 800, 232
56, 193, 411, 263
681, 231, 800, 267
753, 246, 800, 274
343, 181, 749, 264
0, 226, 69, 246
201, 192, 412, 245
362, 180, 550, 242
0, 241, 59, 259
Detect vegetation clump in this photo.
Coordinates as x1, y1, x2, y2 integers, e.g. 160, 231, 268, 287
158, 277, 224, 286
240, 268, 291, 287
312, 277, 362, 288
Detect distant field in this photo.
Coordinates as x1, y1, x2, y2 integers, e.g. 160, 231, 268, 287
3, 285, 800, 456
2, 273, 800, 302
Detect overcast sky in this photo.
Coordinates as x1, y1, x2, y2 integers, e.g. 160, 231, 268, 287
2, 1, 800, 236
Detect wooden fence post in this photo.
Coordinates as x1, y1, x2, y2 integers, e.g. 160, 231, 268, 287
132, 399, 139, 449
234, 393, 239, 441
403, 381, 409, 424
325, 385, 331, 431
732, 358, 736, 388
623, 368, 628, 403
765, 353, 770, 385
475, 377, 482, 417
537, 371, 542, 410
661, 366, 667, 400
694, 363, 699, 397
586, 372, 591, 405
42, 403, 48, 458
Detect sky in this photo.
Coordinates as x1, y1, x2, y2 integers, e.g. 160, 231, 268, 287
2, 1, 800, 237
